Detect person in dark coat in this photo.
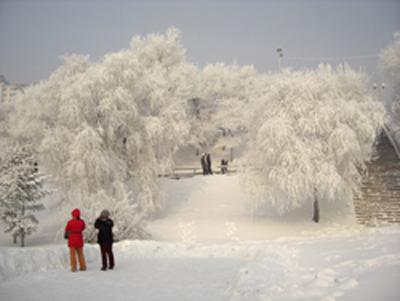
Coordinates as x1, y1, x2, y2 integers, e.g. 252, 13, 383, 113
65, 208, 86, 272
94, 209, 115, 271
201, 153, 207, 175
221, 159, 228, 174
207, 153, 213, 175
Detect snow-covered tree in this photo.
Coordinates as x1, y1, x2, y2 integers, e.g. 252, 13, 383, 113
185, 97, 217, 151
197, 62, 263, 155
240, 64, 386, 221
0, 101, 14, 154
7, 28, 197, 241
380, 31, 400, 116
0, 145, 47, 246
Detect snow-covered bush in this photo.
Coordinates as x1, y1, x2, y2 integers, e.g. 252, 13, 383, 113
240, 64, 386, 220
0, 145, 48, 246
7, 28, 196, 241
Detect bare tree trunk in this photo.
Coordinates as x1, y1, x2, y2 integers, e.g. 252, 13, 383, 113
20, 230, 25, 247
312, 193, 320, 223
20, 204, 25, 247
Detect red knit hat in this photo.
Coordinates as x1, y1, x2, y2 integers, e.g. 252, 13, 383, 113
71, 208, 81, 218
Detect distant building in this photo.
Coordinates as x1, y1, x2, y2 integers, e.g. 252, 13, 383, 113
0, 75, 28, 102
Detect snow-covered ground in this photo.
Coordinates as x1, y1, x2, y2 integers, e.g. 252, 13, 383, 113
1, 175, 400, 300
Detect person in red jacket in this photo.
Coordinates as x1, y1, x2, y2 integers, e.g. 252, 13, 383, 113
65, 208, 86, 272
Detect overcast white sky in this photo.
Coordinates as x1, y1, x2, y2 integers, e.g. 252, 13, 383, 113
0, 0, 399, 87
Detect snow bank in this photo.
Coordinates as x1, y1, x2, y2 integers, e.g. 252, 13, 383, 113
1, 226, 399, 300
0, 244, 99, 281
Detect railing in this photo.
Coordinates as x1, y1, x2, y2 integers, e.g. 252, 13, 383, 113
384, 124, 400, 159
160, 165, 238, 178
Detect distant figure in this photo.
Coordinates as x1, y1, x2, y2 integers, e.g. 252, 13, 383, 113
207, 153, 213, 175
95, 209, 115, 271
201, 153, 207, 175
221, 159, 228, 174
65, 208, 86, 272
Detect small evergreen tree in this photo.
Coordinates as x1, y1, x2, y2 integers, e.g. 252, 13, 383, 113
0, 145, 48, 246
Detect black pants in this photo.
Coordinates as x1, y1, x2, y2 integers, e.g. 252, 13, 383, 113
100, 243, 115, 269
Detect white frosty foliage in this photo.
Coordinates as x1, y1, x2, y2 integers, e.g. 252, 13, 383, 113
380, 31, 400, 115
380, 31, 400, 148
240, 64, 386, 215
197, 63, 263, 150
0, 145, 47, 246
185, 97, 217, 150
8, 28, 196, 241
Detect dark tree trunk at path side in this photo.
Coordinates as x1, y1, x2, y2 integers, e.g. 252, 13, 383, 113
312, 195, 320, 223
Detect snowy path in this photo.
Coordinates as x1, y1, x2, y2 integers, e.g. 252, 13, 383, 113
1, 175, 400, 300
150, 175, 322, 242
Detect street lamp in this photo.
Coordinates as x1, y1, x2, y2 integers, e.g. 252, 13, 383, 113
373, 83, 385, 101
277, 48, 283, 72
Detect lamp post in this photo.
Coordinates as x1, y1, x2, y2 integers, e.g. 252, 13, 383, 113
277, 48, 283, 72
373, 83, 385, 101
